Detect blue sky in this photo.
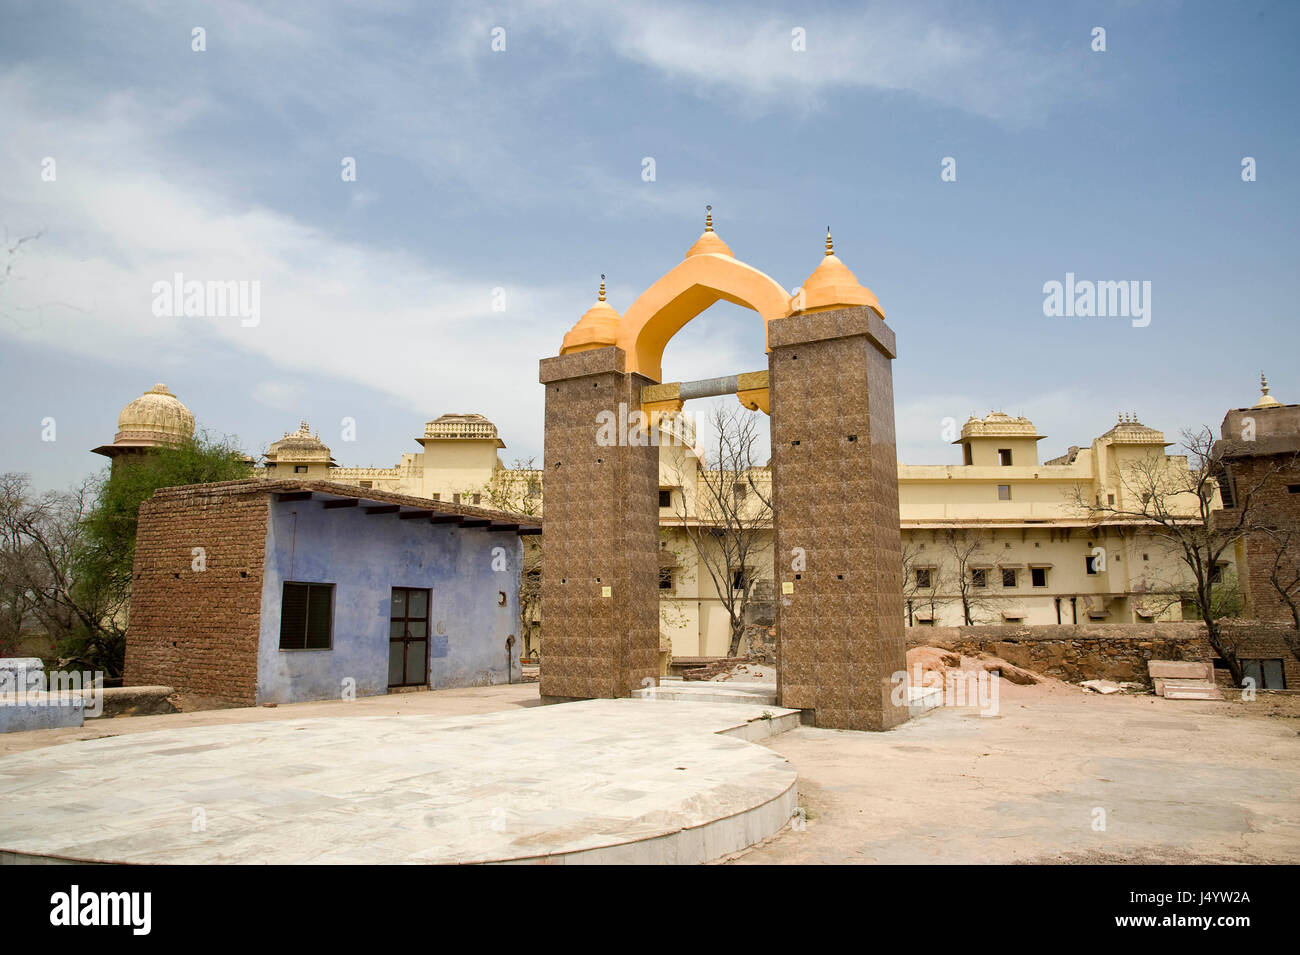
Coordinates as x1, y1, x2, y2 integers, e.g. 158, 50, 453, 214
2, 0, 1297, 490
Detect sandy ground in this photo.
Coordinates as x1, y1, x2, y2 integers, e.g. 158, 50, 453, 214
711, 663, 776, 683
727, 684, 1300, 864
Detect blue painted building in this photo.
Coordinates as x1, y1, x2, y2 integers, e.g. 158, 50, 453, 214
125, 480, 539, 707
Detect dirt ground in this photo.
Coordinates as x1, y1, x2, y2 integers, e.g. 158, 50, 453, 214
726, 680, 1300, 864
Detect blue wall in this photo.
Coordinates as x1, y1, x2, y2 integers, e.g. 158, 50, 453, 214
256, 500, 523, 704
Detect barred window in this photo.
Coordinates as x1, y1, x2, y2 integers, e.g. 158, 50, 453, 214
279, 582, 333, 650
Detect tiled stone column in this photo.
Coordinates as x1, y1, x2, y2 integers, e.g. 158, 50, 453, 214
538, 347, 660, 700
768, 306, 910, 731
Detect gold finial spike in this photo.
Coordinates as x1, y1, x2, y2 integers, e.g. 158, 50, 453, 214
825, 227, 834, 256
705, 205, 713, 232
598, 274, 606, 303
1261, 371, 1270, 396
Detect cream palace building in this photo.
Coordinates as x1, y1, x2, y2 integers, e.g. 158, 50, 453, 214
97, 375, 1279, 659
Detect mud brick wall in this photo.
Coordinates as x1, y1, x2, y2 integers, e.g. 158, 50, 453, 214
908, 621, 1300, 687
1225, 455, 1300, 624
769, 306, 909, 730
124, 485, 269, 705
1217, 620, 1300, 688
538, 347, 659, 699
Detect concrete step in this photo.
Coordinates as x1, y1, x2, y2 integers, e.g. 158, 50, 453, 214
1161, 679, 1223, 701
641, 683, 778, 706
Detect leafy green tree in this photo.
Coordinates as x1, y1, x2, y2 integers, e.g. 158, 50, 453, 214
63, 430, 251, 674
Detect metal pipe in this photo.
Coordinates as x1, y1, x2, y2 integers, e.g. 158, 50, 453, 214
679, 375, 739, 401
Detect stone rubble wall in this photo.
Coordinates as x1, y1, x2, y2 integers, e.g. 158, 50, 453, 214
903, 621, 1299, 686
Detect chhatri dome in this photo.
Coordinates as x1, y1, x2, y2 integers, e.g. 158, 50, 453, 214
92, 383, 196, 460
263, 421, 337, 471
1254, 372, 1282, 409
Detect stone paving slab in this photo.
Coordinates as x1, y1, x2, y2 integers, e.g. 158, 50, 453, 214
0, 698, 798, 865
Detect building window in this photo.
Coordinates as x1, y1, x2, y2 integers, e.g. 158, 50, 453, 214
916, 568, 932, 589
962, 443, 973, 466
1219, 474, 1237, 508
527, 479, 541, 499
453, 493, 461, 504
971, 568, 988, 588
1003, 615, 1023, 624
294, 465, 308, 474
359, 481, 373, 489
1085, 554, 1100, 575
1289, 485, 1300, 494
916, 618, 936, 627
431, 493, 440, 501
279, 582, 333, 650
997, 485, 1011, 501
1209, 563, 1225, 584
1031, 567, 1048, 588
659, 489, 672, 508
998, 449, 1012, 466
731, 568, 750, 591
659, 569, 674, 592
472, 493, 481, 505
1001, 568, 1017, 588
732, 483, 748, 504
1242, 658, 1286, 689
1107, 493, 1115, 505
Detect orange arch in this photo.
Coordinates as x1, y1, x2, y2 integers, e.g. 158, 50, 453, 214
615, 253, 793, 383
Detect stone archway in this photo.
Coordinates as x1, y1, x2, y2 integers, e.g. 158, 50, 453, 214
539, 216, 909, 731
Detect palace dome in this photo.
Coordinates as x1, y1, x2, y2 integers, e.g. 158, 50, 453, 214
114, 383, 195, 445
960, 411, 1045, 441
265, 421, 334, 463
1253, 373, 1281, 409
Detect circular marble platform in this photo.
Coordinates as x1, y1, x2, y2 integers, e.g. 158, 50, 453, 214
0, 698, 799, 865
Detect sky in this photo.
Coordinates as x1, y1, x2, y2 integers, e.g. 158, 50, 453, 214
1, 0, 1297, 491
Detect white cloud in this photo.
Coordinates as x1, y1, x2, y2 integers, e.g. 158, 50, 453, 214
524, 0, 1086, 123
0, 75, 562, 457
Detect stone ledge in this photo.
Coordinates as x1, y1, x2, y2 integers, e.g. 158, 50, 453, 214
767, 305, 896, 358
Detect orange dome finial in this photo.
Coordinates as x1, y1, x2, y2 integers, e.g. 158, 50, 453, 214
792, 227, 884, 316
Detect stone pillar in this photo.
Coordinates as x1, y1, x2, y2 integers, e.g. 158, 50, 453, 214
538, 347, 660, 700
768, 306, 909, 731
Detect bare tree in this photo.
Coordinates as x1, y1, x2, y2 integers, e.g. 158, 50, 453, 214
1069, 426, 1283, 685
665, 405, 773, 657
902, 537, 946, 626
940, 528, 993, 625
0, 228, 40, 286
0, 472, 125, 671
1264, 525, 1300, 632
1260, 524, 1300, 666
476, 458, 544, 659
